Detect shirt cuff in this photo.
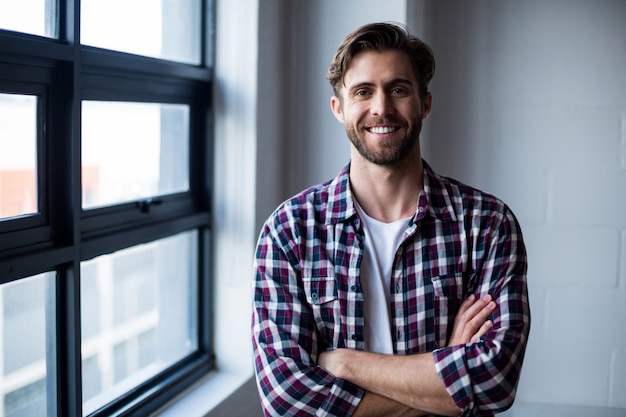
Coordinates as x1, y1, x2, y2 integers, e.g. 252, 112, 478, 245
432, 346, 474, 415
317, 378, 365, 417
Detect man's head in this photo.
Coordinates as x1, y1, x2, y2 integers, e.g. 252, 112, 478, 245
327, 22, 435, 101
328, 23, 434, 167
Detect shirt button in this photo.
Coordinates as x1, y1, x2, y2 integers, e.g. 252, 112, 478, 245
396, 284, 401, 293
311, 292, 318, 304
397, 331, 403, 341
350, 285, 358, 292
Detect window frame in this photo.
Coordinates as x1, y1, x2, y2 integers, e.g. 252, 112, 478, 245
0, 0, 215, 415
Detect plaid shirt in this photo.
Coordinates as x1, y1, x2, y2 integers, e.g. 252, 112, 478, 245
252, 161, 530, 416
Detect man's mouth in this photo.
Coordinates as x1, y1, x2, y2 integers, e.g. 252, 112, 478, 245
366, 126, 399, 134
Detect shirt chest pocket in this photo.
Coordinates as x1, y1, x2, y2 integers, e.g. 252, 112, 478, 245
431, 272, 465, 299
303, 275, 337, 305
302, 274, 340, 349
431, 272, 468, 347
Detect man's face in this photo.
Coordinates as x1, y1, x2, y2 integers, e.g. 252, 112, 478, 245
330, 49, 431, 166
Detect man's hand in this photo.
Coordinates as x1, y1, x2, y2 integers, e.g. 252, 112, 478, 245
447, 293, 496, 346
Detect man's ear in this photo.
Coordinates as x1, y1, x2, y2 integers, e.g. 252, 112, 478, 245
422, 92, 433, 119
330, 96, 344, 123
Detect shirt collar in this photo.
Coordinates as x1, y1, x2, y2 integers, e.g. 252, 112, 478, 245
324, 160, 458, 225
418, 160, 458, 223
324, 163, 357, 224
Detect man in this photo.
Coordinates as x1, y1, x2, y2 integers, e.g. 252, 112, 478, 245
252, 22, 530, 417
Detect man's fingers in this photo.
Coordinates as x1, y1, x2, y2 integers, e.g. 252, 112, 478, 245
470, 295, 496, 325
457, 293, 476, 315
448, 293, 497, 346
457, 294, 495, 326
470, 320, 493, 343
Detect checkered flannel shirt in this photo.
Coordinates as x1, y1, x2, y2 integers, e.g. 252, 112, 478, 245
252, 160, 530, 416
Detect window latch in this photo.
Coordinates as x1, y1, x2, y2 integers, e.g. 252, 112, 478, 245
137, 198, 163, 213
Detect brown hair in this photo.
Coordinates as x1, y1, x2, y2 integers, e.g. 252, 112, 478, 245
327, 22, 435, 99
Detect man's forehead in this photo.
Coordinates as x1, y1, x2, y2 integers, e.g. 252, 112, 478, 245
342, 50, 417, 89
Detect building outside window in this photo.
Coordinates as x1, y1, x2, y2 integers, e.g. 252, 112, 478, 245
0, 1, 214, 416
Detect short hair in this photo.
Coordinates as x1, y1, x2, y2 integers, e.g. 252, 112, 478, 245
327, 22, 435, 99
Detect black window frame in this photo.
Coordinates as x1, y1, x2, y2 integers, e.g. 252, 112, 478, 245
0, 0, 215, 415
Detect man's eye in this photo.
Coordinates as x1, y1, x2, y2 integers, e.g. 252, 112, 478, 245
391, 87, 407, 95
355, 90, 370, 97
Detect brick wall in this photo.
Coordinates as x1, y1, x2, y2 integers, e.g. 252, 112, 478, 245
423, 0, 626, 408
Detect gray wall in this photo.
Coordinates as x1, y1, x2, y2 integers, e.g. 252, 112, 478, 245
422, 1, 626, 408
254, 0, 626, 410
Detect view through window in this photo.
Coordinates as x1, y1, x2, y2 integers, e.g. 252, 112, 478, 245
0, 1, 213, 416
0, 94, 37, 219
81, 231, 198, 414
81, 101, 190, 209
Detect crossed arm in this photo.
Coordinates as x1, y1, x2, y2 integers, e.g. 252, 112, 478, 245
318, 294, 496, 417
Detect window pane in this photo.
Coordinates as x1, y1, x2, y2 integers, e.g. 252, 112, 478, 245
80, 0, 201, 64
1, 272, 56, 417
81, 101, 190, 209
80, 230, 198, 414
0, 0, 58, 38
0, 93, 38, 220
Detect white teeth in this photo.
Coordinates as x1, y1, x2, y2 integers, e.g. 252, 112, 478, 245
369, 126, 395, 134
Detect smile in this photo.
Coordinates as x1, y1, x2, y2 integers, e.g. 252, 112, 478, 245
367, 126, 399, 134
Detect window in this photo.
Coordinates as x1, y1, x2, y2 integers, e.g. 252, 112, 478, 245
0, 1, 214, 416
0, 94, 38, 219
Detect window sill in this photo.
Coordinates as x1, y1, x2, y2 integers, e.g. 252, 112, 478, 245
154, 369, 254, 417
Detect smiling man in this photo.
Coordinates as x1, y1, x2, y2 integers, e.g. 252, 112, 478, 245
252, 22, 530, 417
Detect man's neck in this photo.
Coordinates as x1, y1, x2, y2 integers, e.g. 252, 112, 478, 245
349, 154, 423, 223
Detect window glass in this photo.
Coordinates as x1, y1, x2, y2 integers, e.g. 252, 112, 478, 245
0, 94, 38, 220
0, 0, 58, 38
80, 230, 198, 415
1, 272, 56, 417
81, 101, 190, 209
80, 0, 201, 64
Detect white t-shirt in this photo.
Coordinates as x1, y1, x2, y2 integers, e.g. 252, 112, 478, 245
354, 201, 412, 354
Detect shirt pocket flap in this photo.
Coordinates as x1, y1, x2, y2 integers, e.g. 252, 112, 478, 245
431, 272, 465, 299
302, 275, 337, 305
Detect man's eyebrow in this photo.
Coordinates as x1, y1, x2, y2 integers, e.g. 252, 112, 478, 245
346, 78, 414, 91
346, 81, 374, 92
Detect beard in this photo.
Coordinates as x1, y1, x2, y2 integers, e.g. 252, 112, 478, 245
346, 116, 422, 166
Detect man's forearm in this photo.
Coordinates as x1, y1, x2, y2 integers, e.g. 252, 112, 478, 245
353, 391, 427, 417
323, 349, 461, 416
318, 294, 496, 416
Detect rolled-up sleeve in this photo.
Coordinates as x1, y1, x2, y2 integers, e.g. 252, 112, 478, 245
252, 220, 364, 416
433, 207, 530, 416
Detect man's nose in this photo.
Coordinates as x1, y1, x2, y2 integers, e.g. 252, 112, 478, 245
369, 92, 394, 116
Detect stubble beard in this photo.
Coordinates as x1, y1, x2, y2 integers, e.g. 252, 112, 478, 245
346, 117, 422, 166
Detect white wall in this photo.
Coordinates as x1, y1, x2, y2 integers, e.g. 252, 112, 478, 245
419, 0, 626, 409
212, 0, 258, 384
